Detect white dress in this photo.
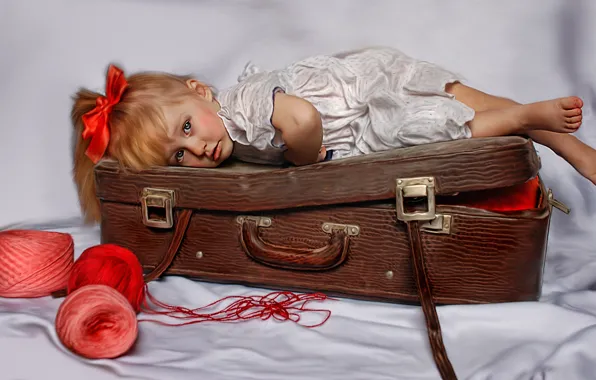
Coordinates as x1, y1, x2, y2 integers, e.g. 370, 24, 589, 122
215, 46, 475, 165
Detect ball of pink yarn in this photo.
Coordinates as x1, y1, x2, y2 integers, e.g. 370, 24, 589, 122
55, 284, 138, 359
0, 229, 74, 298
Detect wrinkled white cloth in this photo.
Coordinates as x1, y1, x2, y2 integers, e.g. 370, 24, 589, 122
216, 47, 475, 165
2, 216, 596, 380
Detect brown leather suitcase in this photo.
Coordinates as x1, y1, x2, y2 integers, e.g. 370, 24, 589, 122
94, 136, 569, 380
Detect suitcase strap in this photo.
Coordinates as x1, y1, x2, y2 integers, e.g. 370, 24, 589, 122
143, 209, 193, 283
144, 209, 457, 380
407, 221, 457, 380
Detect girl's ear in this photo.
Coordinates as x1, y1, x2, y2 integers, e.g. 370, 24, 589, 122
186, 79, 213, 102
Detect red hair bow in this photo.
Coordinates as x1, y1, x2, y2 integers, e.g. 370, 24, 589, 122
81, 64, 128, 164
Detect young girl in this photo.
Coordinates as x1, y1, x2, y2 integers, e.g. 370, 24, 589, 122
72, 46, 596, 223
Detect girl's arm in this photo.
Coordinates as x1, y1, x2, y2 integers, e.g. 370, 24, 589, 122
271, 92, 323, 166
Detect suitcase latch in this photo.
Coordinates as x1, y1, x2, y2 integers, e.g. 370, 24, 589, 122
420, 214, 452, 235
141, 188, 176, 229
547, 189, 571, 214
395, 177, 436, 222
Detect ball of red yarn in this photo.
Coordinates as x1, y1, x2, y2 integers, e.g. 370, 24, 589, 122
0, 229, 74, 298
67, 244, 145, 313
55, 284, 138, 359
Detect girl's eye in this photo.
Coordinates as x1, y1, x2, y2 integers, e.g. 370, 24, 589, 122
175, 150, 184, 162
183, 120, 191, 134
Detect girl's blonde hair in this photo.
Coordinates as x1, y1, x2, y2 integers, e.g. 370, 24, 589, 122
72, 64, 197, 224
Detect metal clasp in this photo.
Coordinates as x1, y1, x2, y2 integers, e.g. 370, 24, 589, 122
420, 214, 452, 234
322, 222, 360, 236
547, 189, 570, 214
396, 177, 436, 222
141, 188, 175, 229
236, 215, 272, 227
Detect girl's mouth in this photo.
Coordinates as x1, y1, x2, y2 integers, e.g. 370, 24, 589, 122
213, 141, 221, 161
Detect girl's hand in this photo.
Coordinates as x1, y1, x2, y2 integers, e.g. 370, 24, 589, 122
317, 146, 327, 162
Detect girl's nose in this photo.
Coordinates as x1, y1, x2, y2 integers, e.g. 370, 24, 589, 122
187, 139, 207, 157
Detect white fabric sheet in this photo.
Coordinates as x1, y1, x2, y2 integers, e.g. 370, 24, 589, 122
1, 0, 596, 379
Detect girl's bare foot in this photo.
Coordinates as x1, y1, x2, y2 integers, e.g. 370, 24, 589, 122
522, 96, 584, 133
466, 96, 584, 138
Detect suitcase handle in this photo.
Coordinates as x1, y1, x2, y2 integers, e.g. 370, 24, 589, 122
238, 217, 351, 271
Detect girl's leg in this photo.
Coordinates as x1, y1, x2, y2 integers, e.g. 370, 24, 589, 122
446, 83, 596, 184
462, 95, 583, 137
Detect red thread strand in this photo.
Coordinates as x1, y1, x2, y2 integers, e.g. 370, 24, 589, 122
138, 287, 333, 328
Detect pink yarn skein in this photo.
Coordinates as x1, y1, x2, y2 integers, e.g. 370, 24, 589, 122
55, 284, 139, 359
0, 229, 74, 298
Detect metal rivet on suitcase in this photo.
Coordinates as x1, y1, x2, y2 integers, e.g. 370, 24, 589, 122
195, 251, 204, 259
385, 271, 394, 280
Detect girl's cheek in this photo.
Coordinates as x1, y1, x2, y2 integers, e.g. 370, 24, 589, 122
199, 111, 223, 135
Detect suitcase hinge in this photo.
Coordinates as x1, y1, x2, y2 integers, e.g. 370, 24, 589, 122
547, 189, 570, 214
141, 188, 176, 229
395, 177, 436, 222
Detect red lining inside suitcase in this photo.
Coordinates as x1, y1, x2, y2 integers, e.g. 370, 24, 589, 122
440, 176, 542, 212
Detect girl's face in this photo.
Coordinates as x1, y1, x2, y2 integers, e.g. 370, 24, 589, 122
163, 83, 233, 168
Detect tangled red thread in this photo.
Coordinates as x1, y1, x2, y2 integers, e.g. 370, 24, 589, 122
140, 290, 332, 328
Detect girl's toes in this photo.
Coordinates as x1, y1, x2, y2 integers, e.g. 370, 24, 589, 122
565, 115, 583, 124
564, 108, 582, 117
560, 96, 584, 110
567, 122, 582, 131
